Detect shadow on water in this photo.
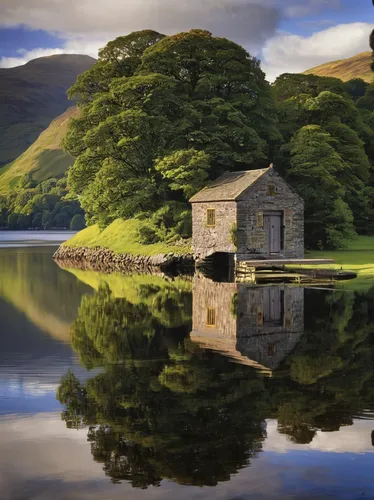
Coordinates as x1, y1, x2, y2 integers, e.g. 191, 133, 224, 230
56, 266, 374, 488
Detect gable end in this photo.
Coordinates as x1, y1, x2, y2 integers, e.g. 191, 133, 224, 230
237, 169, 304, 204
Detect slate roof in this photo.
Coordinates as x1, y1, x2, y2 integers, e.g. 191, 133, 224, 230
189, 167, 271, 203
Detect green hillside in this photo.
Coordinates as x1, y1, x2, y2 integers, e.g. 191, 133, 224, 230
0, 54, 95, 167
304, 51, 373, 82
0, 107, 78, 195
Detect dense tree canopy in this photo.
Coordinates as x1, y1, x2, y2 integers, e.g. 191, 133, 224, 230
273, 74, 374, 247
0, 175, 84, 230
60, 32, 374, 248
64, 29, 280, 236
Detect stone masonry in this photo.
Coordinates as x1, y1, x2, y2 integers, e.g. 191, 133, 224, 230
190, 166, 304, 261
190, 275, 304, 372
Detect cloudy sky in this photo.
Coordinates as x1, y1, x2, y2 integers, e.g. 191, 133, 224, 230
0, 0, 373, 81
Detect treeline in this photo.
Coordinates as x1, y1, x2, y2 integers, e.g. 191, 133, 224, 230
61, 28, 374, 249
273, 74, 374, 248
0, 173, 85, 230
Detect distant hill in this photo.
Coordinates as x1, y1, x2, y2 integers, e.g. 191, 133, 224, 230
304, 51, 373, 83
0, 107, 79, 195
0, 54, 95, 167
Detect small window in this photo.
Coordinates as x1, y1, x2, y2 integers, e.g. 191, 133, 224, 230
267, 343, 276, 356
206, 208, 216, 227
206, 308, 216, 327
257, 212, 264, 228
267, 184, 276, 196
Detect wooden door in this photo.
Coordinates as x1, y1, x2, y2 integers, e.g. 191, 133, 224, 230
264, 212, 282, 255
263, 287, 284, 327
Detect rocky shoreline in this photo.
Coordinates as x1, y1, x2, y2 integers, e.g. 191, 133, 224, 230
53, 245, 195, 273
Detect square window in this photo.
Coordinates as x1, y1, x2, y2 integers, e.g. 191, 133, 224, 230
267, 184, 276, 196
206, 308, 216, 327
206, 208, 216, 227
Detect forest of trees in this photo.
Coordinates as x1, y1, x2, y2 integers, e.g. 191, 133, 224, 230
61, 29, 374, 249
0, 173, 85, 230
57, 281, 374, 487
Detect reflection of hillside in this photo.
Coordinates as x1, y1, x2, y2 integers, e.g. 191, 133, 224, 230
0, 247, 91, 342
190, 275, 304, 373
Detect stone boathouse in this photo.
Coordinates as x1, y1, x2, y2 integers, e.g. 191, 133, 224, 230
189, 165, 304, 262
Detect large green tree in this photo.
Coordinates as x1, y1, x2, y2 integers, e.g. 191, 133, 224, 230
274, 77, 374, 242
286, 125, 356, 249
64, 29, 280, 231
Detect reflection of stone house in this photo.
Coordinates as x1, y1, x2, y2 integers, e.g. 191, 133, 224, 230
190, 275, 304, 373
189, 166, 304, 261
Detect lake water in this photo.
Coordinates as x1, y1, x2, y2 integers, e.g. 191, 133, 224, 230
0, 234, 374, 499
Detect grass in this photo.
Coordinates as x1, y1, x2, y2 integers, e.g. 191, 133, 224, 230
306, 235, 374, 291
63, 218, 192, 257
0, 107, 77, 194
304, 51, 374, 83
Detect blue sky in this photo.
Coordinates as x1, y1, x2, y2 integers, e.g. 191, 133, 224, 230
0, 0, 373, 81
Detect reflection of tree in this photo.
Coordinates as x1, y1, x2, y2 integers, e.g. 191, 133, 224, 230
58, 281, 374, 485
58, 280, 268, 487
271, 288, 374, 443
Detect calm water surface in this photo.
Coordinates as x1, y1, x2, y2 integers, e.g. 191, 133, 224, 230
0, 233, 374, 500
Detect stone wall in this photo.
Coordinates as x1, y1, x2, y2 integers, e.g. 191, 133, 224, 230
53, 245, 194, 273
191, 201, 237, 260
191, 274, 237, 339
190, 275, 304, 372
236, 286, 304, 370
236, 170, 304, 259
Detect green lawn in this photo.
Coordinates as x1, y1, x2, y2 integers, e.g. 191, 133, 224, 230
64, 218, 191, 256
306, 236, 374, 291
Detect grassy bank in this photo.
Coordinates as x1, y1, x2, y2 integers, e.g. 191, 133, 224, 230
63, 218, 191, 256
307, 236, 374, 290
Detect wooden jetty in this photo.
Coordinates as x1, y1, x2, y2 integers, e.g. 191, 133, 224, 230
235, 258, 357, 285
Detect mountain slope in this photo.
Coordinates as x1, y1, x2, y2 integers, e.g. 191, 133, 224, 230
0, 107, 79, 194
304, 52, 373, 83
0, 54, 95, 167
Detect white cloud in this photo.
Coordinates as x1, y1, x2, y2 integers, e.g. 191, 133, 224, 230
261, 22, 374, 82
264, 418, 374, 454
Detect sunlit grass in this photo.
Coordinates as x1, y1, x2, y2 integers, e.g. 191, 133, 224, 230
0, 108, 77, 194
63, 218, 191, 256
306, 236, 374, 291
304, 51, 374, 83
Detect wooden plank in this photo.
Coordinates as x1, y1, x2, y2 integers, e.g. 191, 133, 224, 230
235, 258, 335, 266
